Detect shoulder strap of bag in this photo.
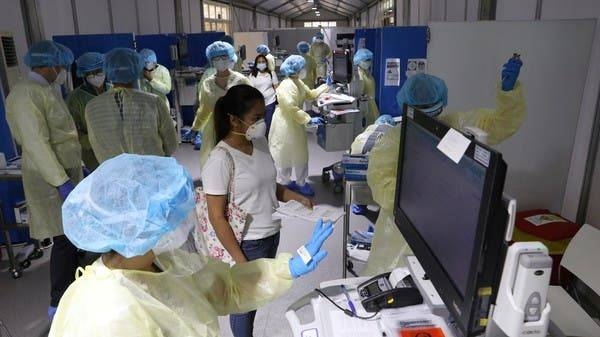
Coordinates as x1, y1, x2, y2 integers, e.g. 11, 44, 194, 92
213, 146, 237, 203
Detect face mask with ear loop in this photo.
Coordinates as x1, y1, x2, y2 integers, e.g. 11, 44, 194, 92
231, 116, 267, 140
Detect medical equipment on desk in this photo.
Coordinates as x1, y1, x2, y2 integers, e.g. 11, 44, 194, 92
285, 267, 457, 337
357, 270, 423, 312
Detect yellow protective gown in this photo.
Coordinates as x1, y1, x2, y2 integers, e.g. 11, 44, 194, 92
5, 75, 82, 240
358, 67, 380, 126
194, 71, 250, 167
269, 78, 329, 168
141, 78, 170, 110
363, 82, 526, 276
309, 42, 331, 79
85, 88, 178, 164
301, 53, 317, 89
266, 53, 276, 72
148, 64, 172, 95
49, 250, 293, 337
66, 83, 111, 170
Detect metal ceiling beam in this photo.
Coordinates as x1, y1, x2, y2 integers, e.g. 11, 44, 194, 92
319, 0, 354, 16
285, 1, 313, 17
291, 3, 350, 20
268, 0, 292, 12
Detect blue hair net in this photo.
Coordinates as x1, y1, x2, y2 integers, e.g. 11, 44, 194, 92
220, 35, 234, 45
353, 48, 373, 65
375, 114, 395, 125
62, 154, 195, 258
297, 41, 310, 54
104, 48, 144, 84
396, 73, 448, 116
280, 55, 306, 77
24, 40, 62, 68
139, 48, 158, 64
55, 43, 74, 67
256, 44, 270, 55
205, 41, 235, 64
76, 52, 104, 77
315, 32, 324, 40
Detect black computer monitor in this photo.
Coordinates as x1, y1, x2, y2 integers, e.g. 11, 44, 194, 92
332, 50, 351, 83
394, 106, 509, 337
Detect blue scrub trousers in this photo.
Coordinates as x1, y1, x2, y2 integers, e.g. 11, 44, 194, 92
229, 232, 280, 337
264, 102, 277, 139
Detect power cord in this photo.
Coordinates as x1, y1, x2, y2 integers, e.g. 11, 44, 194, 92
314, 288, 379, 320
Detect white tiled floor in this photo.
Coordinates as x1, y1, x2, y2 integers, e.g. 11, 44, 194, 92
0, 135, 374, 337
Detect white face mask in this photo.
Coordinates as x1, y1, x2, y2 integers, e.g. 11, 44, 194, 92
315, 38, 324, 43
54, 68, 67, 85
256, 63, 267, 71
86, 73, 106, 88
298, 69, 307, 80
359, 60, 372, 70
145, 62, 157, 71
244, 119, 266, 140
214, 59, 230, 72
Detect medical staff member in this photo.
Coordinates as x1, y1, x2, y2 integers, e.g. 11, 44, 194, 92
203, 85, 313, 337
353, 48, 380, 126
222, 35, 244, 72
297, 41, 316, 89
364, 57, 525, 276
139, 48, 172, 96
269, 55, 329, 197
193, 41, 250, 168
248, 55, 279, 137
66, 52, 109, 171
5, 41, 82, 320
309, 32, 331, 80
256, 44, 275, 72
49, 153, 333, 336
85, 48, 177, 164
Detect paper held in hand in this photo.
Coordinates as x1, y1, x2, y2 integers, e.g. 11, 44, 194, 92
274, 200, 344, 223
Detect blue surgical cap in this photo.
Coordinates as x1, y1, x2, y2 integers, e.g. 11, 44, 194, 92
315, 32, 324, 40
76, 52, 104, 77
104, 48, 144, 84
24, 40, 62, 68
55, 43, 74, 67
62, 154, 195, 258
256, 44, 270, 55
375, 114, 395, 125
297, 41, 310, 54
396, 73, 448, 116
280, 55, 306, 77
205, 41, 235, 64
220, 35, 234, 45
353, 48, 373, 65
139, 48, 158, 64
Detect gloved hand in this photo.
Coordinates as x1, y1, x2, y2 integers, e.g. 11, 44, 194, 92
310, 117, 325, 125
501, 56, 523, 91
193, 132, 202, 151
57, 180, 75, 201
326, 73, 333, 86
289, 219, 334, 278
82, 166, 91, 178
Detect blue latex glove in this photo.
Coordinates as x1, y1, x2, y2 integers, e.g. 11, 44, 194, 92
326, 73, 333, 86
310, 117, 325, 125
193, 132, 202, 151
82, 166, 91, 178
57, 180, 75, 201
501, 56, 523, 91
289, 219, 334, 278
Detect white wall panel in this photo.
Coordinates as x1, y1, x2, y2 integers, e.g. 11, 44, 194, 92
137, 0, 159, 34
270, 15, 278, 28
445, 0, 466, 21
257, 13, 269, 29
368, 5, 377, 27
75, 0, 111, 34
495, 0, 537, 20
189, 0, 202, 33
233, 7, 253, 32
37, 0, 75, 38
158, 0, 176, 33
112, 0, 138, 33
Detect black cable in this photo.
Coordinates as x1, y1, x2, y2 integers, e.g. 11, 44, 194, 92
314, 288, 379, 320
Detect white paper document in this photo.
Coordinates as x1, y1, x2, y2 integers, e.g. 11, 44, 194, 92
384, 58, 401, 86
275, 200, 344, 223
437, 128, 471, 164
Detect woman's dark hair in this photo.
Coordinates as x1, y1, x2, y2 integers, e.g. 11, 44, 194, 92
214, 84, 265, 143
250, 54, 270, 78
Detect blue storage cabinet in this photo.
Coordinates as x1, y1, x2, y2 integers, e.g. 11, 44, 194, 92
136, 34, 182, 69
187, 32, 225, 67
355, 27, 428, 117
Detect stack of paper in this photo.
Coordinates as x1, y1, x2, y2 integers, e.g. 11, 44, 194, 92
275, 200, 344, 223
